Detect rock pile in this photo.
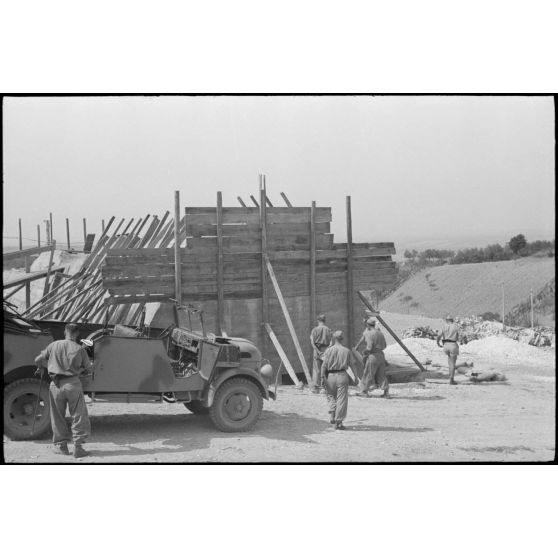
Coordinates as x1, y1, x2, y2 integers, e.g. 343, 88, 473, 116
403, 316, 555, 348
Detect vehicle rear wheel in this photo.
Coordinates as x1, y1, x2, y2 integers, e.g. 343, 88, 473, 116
209, 378, 263, 432
184, 400, 210, 415
4, 378, 52, 440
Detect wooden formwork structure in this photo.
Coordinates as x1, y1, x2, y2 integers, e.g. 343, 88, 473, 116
100, 187, 398, 380
18, 185, 400, 382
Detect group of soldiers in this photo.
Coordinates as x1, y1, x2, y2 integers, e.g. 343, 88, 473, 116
310, 314, 389, 430
310, 313, 461, 430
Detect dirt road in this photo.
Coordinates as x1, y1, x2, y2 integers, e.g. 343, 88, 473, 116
4, 361, 554, 463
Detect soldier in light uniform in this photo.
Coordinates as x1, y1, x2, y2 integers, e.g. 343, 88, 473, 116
310, 314, 332, 394
35, 323, 93, 458
321, 330, 354, 430
437, 315, 460, 385
354, 317, 389, 397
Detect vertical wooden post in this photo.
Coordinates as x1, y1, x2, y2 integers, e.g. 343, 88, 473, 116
45, 220, 51, 245
49, 213, 53, 245
18, 218, 23, 250
260, 175, 269, 354
66, 218, 70, 249
102, 219, 106, 234
216, 191, 225, 335
346, 195, 355, 348
83, 218, 87, 243
25, 256, 31, 309
310, 201, 317, 325
37, 224, 41, 247
174, 190, 182, 305
530, 288, 534, 328
43, 240, 56, 297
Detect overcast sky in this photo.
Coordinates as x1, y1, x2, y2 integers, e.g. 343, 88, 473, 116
2, 95, 555, 250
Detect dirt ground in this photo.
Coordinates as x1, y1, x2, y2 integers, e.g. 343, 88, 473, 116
4, 360, 555, 464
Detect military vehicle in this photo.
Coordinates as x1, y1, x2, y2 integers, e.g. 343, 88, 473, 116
3, 303, 276, 440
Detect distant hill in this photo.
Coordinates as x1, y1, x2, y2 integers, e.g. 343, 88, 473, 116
380, 257, 556, 322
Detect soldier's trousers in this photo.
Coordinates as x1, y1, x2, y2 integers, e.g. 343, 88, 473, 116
49, 376, 90, 445
325, 371, 349, 422
359, 352, 388, 393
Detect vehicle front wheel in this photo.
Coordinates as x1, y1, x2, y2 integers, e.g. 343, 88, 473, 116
209, 378, 263, 432
4, 378, 52, 440
184, 400, 210, 415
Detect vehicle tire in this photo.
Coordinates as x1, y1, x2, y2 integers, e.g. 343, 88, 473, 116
4, 378, 52, 440
209, 378, 263, 433
184, 400, 210, 415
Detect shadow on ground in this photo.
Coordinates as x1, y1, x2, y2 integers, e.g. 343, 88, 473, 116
344, 424, 434, 433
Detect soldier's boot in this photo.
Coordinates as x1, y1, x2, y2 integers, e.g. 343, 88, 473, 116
53, 442, 70, 456
329, 412, 336, 424
335, 421, 345, 430
73, 444, 90, 458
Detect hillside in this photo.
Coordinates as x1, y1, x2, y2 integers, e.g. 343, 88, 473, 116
380, 257, 555, 320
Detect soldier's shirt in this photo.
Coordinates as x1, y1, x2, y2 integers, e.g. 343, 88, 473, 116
441, 323, 459, 342
367, 328, 387, 353
321, 344, 352, 373
36, 339, 92, 377
311, 324, 332, 347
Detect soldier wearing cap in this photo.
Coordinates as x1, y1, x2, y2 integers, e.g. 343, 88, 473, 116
321, 330, 355, 430
437, 315, 460, 385
354, 317, 389, 397
310, 314, 332, 394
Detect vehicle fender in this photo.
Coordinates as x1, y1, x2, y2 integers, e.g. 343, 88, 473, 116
207, 367, 271, 407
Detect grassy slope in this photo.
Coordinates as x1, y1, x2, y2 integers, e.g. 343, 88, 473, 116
380, 257, 556, 319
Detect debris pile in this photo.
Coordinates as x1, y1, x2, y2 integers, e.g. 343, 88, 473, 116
403, 315, 555, 349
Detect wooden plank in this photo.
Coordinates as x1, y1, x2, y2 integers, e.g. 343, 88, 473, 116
310, 201, 317, 325
265, 256, 312, 385
83, 234, 95, 253
187, 234, 334, 252
216, 191, 224, 334
103, 294, 172, 306
66, 218, 70, 249
346, 196, 355, 348
183, 207, 332, 225
260, 177, 269, 356
280, 192, 293, 207
264, 323, 302, 387
356, 291, 425, 373
174, 192, 182, 303
3, 266, 65, 289
237, 196, 247, 207
185, 221, 330, 236
3, 244, 53, 262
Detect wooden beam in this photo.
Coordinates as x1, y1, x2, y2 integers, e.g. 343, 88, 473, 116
3, 245, 53, 262
356, 290, 425, 373
346, 195, 355, 348
174, 191, 182, 304
3, 266, 66, 289
264, 323, 302, 387
83, 218, 87, 243
259, 176, 269, 356
49, 213, 53, 245
66, 218, 70, 250
25, 256, 31, 309
37, 224, 41, 247
18, 218, 22, 250
265, 195, 273, 207
237, 196, 247, 207
216, 191, 225, 335
265, 255, 313, 385
310, 201, 317, 326
250, 194, 260, 208
280, 192, 293, 207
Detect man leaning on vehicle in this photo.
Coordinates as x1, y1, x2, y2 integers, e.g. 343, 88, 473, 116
34, 323, 93, 458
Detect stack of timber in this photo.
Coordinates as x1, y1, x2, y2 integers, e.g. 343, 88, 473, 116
23, 211, 186, 326
102, 203, 397, 378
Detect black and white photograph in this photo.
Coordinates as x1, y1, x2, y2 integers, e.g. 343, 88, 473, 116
2, 94, 555, 464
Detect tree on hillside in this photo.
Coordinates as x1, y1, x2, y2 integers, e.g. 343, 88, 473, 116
509, 234, 527, 255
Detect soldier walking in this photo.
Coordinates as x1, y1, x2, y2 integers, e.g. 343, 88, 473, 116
34, 323, 93, 458
310, 314, 332, 394
321, 330, 354, 430
437, 315, 460, 385
354, 317, 389, 397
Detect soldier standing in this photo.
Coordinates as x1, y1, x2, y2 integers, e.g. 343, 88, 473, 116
437, 315, 460, 385
310, 314, 332, 394
354, 317, 389, 398
34, 323, 93, 458
321, 330, 354, 430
